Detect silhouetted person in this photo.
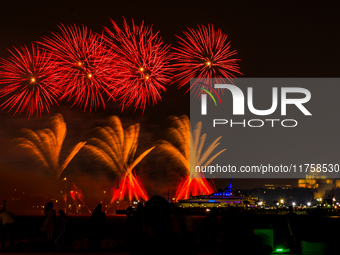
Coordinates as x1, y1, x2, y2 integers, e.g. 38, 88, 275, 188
220, 207, 250, 254
171, 204, 186, 236
220, 207, 269, 255
0, 207, 15, 251
200, 207, 219, 252
133, 202, 144, 233
55, 210, 75, 251
128, 202, 146, 254
89, 204, 106, 251
41, 202, 56, 239
126, 205, 133, 226
143, 196, 186, 255
286, 206, 299, 253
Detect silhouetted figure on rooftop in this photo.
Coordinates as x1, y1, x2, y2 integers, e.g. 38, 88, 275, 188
0, 205, 15, 251
89, 204, 106, 251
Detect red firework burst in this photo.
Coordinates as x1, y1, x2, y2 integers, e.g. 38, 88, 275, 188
104, 18, 172, 112
109, 170, 149, 204
0, 44, 60, 118
175, 175, 215, 201
173, 24, 242, 97
39, 24, 118, 112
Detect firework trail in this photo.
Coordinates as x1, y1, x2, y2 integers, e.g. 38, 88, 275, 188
15, 114, 86, 179
0, 44, 60, 118
70, 183, 91, 213
39, 24, 118, 112
104, 18, 173, 112
157, 115, 226, 201
173, 24, 242, 97
85, 116, 154, 204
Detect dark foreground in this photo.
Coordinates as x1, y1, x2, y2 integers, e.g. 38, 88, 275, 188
0, 211, 338, 254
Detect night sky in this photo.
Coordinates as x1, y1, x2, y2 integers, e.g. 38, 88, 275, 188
0, 1, 339, 199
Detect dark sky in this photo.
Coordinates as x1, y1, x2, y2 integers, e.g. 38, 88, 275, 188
0, 0, 339, 196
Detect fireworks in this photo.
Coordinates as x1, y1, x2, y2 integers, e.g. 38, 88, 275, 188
15, 114, 86, 179
157, 115, 226, 201
84, 116, 154, 203
0, 44, 60, 118
173, 24, 242, 97
0, 20, 242, 117
104, 18, 173, 112
70, 183, 91, 213
39, 24, 118, 112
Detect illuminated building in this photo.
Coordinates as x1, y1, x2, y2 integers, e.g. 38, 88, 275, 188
264, 184, 292, 189
298, 172, 340, 199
